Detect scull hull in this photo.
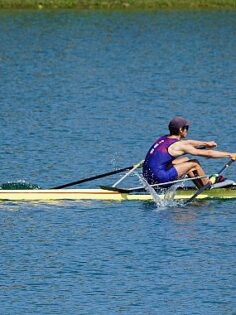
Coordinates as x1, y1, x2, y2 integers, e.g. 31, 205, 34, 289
0, 187, 236, 201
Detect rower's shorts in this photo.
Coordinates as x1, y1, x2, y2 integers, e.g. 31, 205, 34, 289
144, 166, 178, 186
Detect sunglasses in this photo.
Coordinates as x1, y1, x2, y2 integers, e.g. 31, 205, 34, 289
184, 125, 189, 131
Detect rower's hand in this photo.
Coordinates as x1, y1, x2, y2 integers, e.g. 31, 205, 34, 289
205, 141, 217, 148
230, 154, 236, 161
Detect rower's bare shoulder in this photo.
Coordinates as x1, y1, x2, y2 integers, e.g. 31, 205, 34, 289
171, 140, 189, 149
171, 140, 197, 155
168, 141, 185, 155
180, 139, 193, 145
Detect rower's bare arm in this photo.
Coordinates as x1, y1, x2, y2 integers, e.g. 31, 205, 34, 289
184, 140, 217, 148
168, 141, 236, 159
182, 144, 236, 159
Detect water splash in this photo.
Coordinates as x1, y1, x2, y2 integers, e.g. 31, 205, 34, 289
135, 173, 183, 209
0, 180, 40, 190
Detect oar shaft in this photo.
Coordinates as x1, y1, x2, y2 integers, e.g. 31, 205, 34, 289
134, 175, 208, 191
101, 175, 208, 193
185, 159, 235, 204
51, 162, 143, 189
218, 159, 234, 174
185, 182, 211, 204
112, 160, 144, 187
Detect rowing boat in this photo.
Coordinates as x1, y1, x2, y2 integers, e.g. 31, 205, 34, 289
0, 184, 235, 201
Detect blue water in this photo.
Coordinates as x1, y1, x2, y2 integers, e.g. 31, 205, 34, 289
0, 10, 235, 314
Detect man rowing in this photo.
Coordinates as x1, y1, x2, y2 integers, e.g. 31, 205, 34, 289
143, 116, 236, 188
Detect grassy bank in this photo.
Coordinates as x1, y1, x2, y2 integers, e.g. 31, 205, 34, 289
0, 0, 235, 10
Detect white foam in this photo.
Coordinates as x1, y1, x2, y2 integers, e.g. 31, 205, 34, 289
135, 173, 183, 209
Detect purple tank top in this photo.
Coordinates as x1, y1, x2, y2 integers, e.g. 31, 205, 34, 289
143, 135, 179, 173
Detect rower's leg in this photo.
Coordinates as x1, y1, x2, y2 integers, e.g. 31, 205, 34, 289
187, 159, 210, 188
172, 156, 190, 165
174, 159, 209, 188
187, 169, 202, 188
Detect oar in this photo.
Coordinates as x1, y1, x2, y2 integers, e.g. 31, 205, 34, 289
185, 159, 235, 204
111, 160, 144, 187
101, 175, 208, 193
50, 160, 144, 189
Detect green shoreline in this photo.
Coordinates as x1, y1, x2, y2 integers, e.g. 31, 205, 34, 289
0, 0, 235, 10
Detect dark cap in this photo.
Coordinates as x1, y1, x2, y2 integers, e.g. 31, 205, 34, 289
168, 116, 190, 129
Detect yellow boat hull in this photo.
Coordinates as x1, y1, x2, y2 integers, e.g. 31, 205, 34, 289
0, 187, 235, 201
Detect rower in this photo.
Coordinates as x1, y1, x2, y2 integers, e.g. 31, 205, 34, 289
143, 116, 236, 188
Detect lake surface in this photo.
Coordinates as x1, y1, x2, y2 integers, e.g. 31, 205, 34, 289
0, 9, 235, 314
